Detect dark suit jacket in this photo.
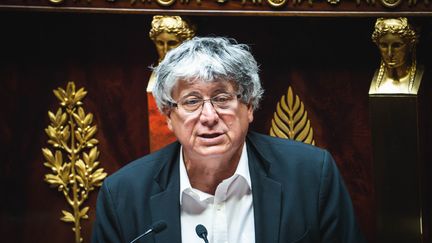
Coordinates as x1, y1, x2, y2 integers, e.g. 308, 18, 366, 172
92, 132, 366, 243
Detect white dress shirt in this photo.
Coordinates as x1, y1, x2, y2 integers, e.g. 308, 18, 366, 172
179, 143, 255, 243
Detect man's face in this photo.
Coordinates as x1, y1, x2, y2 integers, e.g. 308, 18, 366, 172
166, 79, 254, 160
378, 33, 409, 69
154, 32, 181, 62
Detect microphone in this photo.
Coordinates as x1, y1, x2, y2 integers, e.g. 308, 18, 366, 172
130, 220, 167, 243
195, 224, 209, 243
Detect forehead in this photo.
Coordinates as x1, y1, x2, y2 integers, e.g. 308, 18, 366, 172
156, 32, 180, 41
379, 33, 405, 43
172, 79, 236, 97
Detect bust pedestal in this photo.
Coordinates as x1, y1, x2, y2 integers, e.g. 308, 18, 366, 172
369, 67, 430, 243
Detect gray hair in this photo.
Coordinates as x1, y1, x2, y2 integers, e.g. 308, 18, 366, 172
152, 36, 264, 113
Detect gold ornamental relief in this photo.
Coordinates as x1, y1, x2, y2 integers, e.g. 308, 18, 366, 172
42, 82, 107, 243
156, 0, 176, 6
267, 0, 287, 7
379, 0, 402, 7
269, 86, 315, 145
49, 0, 65, 3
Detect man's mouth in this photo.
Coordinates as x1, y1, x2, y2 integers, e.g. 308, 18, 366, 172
199, 133, 223, 139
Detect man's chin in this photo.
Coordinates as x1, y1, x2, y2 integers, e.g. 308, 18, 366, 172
192, 144, 231, 157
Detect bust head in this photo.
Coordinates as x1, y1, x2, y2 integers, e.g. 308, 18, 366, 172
371, 18, 418, 69
149, 16, 195, 63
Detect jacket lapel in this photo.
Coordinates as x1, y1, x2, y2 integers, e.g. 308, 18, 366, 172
150, 187, 181, 243
150, 143, 182, 243
247, 139, 282, 243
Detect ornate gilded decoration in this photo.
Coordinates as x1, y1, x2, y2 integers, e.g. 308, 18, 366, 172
369, 17, 423, 95
371, 17, 418, 46
42, 82, 107, 243
155, 0, 176, 6
377, 0, 429, 7
380, 0, 402, 7
49, 0, 65, 3
267, 0, 287, 7
270, 86, 315, 145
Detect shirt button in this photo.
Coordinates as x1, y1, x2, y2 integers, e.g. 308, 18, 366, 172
216, 204, 222, 211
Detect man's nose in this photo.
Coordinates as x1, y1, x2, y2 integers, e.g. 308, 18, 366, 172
199, 101, 219, 126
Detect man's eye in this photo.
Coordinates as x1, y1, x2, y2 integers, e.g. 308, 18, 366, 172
182, 98, 202, 106
212, 94, 231, 103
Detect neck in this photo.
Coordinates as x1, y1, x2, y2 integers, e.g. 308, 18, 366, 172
183, 145, 244, 195
384, 63, 410, 82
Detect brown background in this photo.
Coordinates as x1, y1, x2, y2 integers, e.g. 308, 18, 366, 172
1, 11, 432, 242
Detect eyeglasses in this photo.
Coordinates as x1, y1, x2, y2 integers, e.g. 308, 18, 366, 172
170, 92, 242, 114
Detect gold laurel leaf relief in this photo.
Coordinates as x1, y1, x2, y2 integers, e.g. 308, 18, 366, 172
42, 81, 107, 243
269, 86, 315, 146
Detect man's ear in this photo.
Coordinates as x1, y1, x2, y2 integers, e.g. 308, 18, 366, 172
247, 104, 254, 123
166, 116, 173, 131
164, 109, 174, 131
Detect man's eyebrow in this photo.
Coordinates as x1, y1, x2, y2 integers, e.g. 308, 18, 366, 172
180, 91, 202, 98
211, 88, 231, 95
179, 87, 232, 98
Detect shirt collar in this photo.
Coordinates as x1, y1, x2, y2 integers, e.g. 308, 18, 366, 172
179, 142, 252, 205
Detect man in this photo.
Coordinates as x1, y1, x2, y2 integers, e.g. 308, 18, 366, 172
92, 37, 365, 243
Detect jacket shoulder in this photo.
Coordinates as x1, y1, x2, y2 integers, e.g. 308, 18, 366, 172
247, 131, 327, 161
103, 141, 180, 189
